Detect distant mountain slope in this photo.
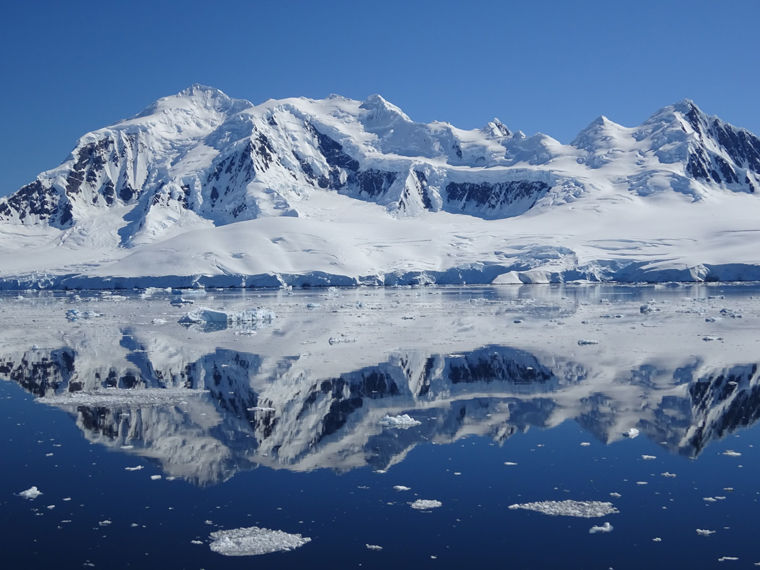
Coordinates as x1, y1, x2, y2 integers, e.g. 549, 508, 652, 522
1, 86, 759, 288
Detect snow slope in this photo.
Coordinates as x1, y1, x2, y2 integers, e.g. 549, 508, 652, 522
1, 86, 759, 288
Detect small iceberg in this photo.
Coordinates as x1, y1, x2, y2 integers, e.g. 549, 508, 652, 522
18, 486, 42, 500
179, 307, 275, 331
410, 499, 442, 511
209, 526, 311, 557
589, 522, 613, 534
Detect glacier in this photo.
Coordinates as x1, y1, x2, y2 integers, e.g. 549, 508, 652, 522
1, 85, 760, 288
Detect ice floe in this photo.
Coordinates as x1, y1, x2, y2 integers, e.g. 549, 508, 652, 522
623, 428, 640, 438
696, 529, 716, 536
179, 307, 275, 330
393, 485, 411, 492
722, 450, 742, 457
589, 522, 613, 534
365, 544, 383, 551
208, 526, 311, 556
380, 414, 421, 429
18, 486, 42, 500
508, 500, 619, 518
410, 499, 443, 510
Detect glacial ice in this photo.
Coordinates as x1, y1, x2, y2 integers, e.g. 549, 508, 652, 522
208, 526, 311, 556
508, 500, 619, 518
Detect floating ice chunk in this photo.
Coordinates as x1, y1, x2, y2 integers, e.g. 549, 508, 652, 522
328, 334, 357, 345
247, 406, 276, 412
508, 500, 618, 518
718, 556, 739, 562
641, 455, 656, 460
704, 497, 717, 502
125, 466, 144, 471
577, 339, 599, 346
208, 526, 311, 556
652, 537, 662, 542
636, 481, 648, 485
504, 461, 518, 466
410, 499, 442, 510
696, 529, 716, 536
623, 428, 640, 438
191, 540, 203, 545
609, 492, 622, 498
18, 486, 42, 500
722, 450, 742, 457
99, 520, 112, 526
150, 475, 162, 481
380, 414, 421, 429
179, 307, 275, 330
393, 485, 411, 492
661, 472, 677, 478
580, 442, 591, 447
66, 309, 102, 322
151, 318, 167, 325
589, 522, 613, 534
365, 544, 383, 551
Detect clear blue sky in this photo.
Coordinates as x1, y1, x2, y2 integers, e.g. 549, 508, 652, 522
2, 0, 759, 196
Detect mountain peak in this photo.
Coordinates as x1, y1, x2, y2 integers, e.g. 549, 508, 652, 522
135, 84, 253, 120
359, 94, 411, 124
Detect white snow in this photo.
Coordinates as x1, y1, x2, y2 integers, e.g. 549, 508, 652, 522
508, 500, 619, 518
208, 526, 311, 556
379, 414, 421, 429
410, 499, 443, 510
18, 486, 42, 500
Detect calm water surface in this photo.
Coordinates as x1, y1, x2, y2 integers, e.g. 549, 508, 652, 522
1, 284, 759, 568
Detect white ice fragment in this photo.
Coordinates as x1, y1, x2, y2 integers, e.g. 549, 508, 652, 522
589, 522, 613, 534
636, 481, 648, 485
125, 466, 144, 471
46, 505, 55, 510
704, 497, 717, 502
652, 537, 662, 542
508, 500, 618, 518
623, 428, 640, 438
661, 472, 677, 478
504, 461, 518, 466
179, 307, 275, 328
379, 414, 421, 429
580, 442, 591, 447
696, 529, 716, 536
393, 485, 411, 492
191, 540, 203, 545
641, 455, 656, 460
99, 520, 112, 526
365, 544, 383, 551
18, 486, 42, 500
722, 450, 742, 457
577, 339, 599, 346
151, 318, 167, 325
328, 334, 357, 345
718, 556, 739, 562
410, 499, 443, 510
609, 492, 622, 498
150, 475, 162, 480
208, 526, 311, 557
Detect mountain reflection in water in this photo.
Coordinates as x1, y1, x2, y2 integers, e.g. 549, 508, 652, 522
2, 284, 759, 486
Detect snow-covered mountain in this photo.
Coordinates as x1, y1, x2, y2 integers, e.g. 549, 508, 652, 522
1, 85, 760, 288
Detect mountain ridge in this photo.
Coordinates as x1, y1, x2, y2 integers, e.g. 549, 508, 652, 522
1, 86, 760, 288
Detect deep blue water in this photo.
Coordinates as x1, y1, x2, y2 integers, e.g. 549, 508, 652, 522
1, 285, 760, 568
